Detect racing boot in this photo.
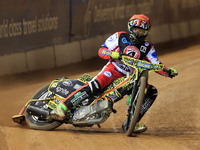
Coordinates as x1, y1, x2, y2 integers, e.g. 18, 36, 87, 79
133, 123, 147, 134
50, 103, 69, 121
122, 119, 147, 134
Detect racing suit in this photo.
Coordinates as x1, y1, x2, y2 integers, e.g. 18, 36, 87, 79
62, 31, 169, 120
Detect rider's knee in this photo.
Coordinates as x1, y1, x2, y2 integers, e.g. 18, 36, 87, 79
88, 79, 102, 96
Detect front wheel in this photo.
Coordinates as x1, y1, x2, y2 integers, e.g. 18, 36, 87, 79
25, 84, 62, 130
123, 72, 147, 136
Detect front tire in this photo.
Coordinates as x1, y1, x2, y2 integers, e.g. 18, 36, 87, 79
25, 84, 62, 130
123, 72, 147, 136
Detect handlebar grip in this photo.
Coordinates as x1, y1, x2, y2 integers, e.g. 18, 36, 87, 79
163, 68, 171, 74
119, 54, 130, 60
162, 68, 168, 72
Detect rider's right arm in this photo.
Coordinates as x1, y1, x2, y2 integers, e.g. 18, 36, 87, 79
98, 32, 119, 59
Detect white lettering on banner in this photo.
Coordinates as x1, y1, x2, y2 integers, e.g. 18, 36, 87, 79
84, 0, 154, 35
84, 0, 154, 24
169, 0, 200, 9
0, 14, 58, 39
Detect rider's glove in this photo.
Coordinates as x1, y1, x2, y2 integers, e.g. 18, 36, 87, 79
110, 52, 120, 59
167, 68, 178, 78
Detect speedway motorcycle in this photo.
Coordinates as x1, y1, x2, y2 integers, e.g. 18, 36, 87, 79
12, 55, 167, 136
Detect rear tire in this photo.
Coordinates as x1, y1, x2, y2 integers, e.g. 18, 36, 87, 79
25, 84, 62, 130
123, 73, 147, 136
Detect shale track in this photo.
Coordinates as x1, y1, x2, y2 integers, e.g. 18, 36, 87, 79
0, 43, 199, 150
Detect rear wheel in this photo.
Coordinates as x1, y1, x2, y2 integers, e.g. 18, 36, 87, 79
25, 84, 62, 130
123, 72, 147, 136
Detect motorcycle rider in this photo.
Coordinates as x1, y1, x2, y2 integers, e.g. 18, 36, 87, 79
50, 14, 178, 133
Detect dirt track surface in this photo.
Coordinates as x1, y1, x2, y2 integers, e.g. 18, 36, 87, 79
0, 44, 200, 150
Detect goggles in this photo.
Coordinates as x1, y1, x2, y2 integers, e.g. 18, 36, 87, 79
131, 27, 149, 36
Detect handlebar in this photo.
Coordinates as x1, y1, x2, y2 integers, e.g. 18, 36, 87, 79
122, 55, 165, 72
162, 68, 178, 76
162, 67, 169, 74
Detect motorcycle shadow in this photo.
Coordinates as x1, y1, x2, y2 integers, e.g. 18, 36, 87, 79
53, 127, 124, 134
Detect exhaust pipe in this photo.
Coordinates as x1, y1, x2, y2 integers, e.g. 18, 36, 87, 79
26, 105, 51, 120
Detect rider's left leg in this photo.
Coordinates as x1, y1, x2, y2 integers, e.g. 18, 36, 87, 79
122, 84, 158, 134
134, 84, 157, 133
137, 84, 158, 122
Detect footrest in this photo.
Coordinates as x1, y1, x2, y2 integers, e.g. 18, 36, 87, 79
12, 115, 25, 124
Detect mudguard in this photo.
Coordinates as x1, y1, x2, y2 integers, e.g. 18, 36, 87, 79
48, 74, 94, 98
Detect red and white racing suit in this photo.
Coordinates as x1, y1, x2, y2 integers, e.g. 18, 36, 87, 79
62, 31, 169, 117
96, 31, 169, 89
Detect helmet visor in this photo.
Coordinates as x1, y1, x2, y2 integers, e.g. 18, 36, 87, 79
132, 27, 149, 36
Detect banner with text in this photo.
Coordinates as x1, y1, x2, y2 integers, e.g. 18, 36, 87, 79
1, 0, 200, 55
71, 0, 200, 40
0, 0, 70, 55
